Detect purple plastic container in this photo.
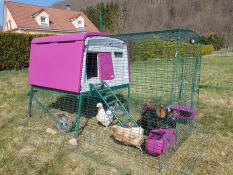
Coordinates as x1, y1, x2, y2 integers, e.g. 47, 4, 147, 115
170, 104, 197, 121
146, 128, 176, 155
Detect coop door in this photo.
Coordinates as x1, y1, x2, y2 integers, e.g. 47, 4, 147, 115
98, 52, 115, 80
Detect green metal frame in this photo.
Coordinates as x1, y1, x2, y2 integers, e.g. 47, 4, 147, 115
90, 82, 137, 127
99, 9, 103, 32
27, 29, 202, 173
111, 28, 200, 42
27, 83, 131, 137
28, 86, 33, 117
75, 93, 83, 138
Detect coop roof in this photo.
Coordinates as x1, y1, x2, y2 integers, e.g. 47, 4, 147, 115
32, 32, 109, 44
112, 28, 200, 42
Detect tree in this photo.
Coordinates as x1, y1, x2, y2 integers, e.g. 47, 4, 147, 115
198, 34, 224, 50
57, 0, 232, 46
84, 2, 119, 33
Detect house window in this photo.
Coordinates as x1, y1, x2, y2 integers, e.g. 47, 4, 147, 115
40, 17, 46, 24
77, 20, 84, 28
6, 20, 12, 31
8, 20, 12, 30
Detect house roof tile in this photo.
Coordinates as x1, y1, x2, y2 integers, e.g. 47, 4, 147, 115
5, 1, 99, 32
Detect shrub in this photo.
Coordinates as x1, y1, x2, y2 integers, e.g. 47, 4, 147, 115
0, 32, 48, 71
84, 2, 119, 32
201, 45, 215, 55
198, 34, 224, 50
130, 39, 201, 61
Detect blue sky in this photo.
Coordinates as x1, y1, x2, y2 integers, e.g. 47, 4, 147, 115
0, 0, 62, 25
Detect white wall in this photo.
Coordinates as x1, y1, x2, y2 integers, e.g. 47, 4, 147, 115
80, 36, 130, 93
3, 6, 17, 31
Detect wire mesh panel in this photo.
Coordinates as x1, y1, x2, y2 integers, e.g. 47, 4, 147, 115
29, 87, 80, 132
112, 34, 201, 169
28, 30, 202, 173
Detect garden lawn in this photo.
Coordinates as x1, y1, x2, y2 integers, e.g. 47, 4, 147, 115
0, 53, 233, 175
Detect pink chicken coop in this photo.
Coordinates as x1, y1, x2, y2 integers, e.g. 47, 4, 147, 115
28, 32, 137, 136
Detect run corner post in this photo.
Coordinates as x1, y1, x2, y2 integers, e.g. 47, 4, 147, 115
99, 9, 103, 32
74, 93, 83, 138
28, 86, 33, 117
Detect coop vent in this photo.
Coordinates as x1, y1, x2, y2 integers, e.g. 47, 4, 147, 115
87, 38, 124, 49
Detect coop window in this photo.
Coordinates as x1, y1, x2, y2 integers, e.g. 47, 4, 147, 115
114, 52, 123, 58
86, 52, 98, 79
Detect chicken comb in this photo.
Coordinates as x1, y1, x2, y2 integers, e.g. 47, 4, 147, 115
143, 102, 152, 110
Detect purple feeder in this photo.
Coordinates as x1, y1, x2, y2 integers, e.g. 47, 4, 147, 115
170, 104, 197, 121
146, 128, 176, 155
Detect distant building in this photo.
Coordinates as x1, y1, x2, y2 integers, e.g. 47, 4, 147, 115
2, 1, 99, 34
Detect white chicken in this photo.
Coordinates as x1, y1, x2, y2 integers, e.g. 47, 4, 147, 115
96, 103, 114, 127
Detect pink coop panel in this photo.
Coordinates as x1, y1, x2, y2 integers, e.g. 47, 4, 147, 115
28, 32, 109, 93
98, 52, 115, 80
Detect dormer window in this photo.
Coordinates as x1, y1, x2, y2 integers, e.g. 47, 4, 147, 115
33, 9, 50, 26
71, 16, 85, 30
40, 17, 46, 24
39, 16, 49, 26
77, 20, 83, 28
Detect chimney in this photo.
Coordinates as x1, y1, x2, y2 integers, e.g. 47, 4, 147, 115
65, 4, 71, 10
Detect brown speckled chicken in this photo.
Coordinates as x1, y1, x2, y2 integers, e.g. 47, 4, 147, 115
110, 125, 144, 152
156, 104, 166, 119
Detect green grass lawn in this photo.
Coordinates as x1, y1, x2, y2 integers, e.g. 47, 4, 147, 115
0, 53, 233, 175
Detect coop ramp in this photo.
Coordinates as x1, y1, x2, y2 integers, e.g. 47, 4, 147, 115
90, 82, 138, 127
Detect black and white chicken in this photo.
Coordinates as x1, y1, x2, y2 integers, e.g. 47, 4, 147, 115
138, 103, 176, 135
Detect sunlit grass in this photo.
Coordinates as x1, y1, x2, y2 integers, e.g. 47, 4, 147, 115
0, 53, 233, 174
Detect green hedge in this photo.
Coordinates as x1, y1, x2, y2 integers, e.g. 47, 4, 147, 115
201, 44, 215, 55
0, 33, 48, 71
0, 33, 210, 71
130, 39, 201, 61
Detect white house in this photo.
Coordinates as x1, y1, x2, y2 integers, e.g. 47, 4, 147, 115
2, 1, 99, 34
